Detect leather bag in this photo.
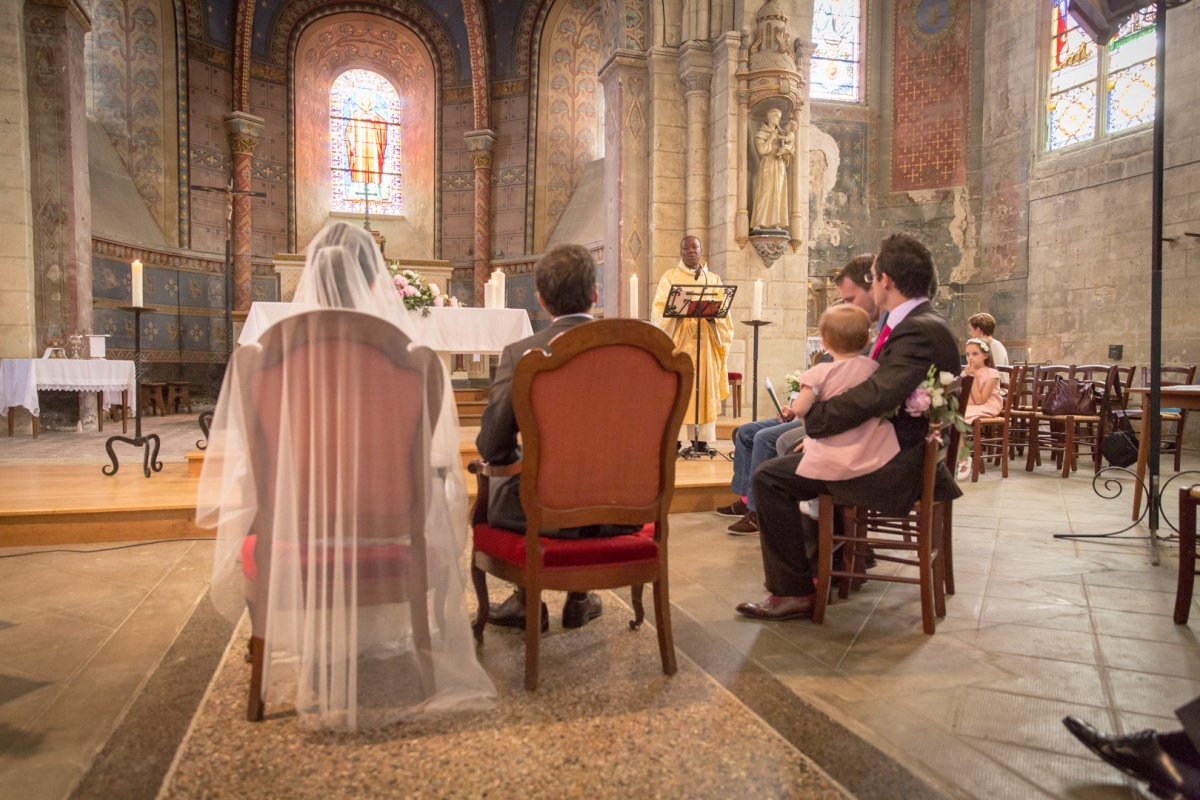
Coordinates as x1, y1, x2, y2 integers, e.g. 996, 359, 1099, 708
1041, 376, 1097, 417
1101, 429, 1139, 468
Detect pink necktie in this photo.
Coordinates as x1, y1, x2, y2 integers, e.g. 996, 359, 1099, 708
871, 324, 892, 360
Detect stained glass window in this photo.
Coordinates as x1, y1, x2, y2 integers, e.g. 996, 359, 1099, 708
1047, 2, 1155, 151
810, 0, 863, 102
330, 70, 403, 215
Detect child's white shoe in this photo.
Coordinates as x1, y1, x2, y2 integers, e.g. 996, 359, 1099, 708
799, 499, 819, 519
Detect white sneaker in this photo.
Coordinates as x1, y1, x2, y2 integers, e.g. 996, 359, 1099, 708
799, 499, 819, 519
956, 459, 971, 480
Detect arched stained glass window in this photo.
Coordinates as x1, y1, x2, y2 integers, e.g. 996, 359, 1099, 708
1048, 2, 1155, 151
810, 0, 863, 102
330, 70, 403, 215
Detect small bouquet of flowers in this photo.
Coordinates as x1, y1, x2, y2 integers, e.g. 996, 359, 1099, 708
900, 364, 970, 447
387, 267, 464, 316
784, 371, 803, 396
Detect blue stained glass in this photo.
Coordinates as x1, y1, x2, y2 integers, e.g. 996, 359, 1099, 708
810, 0, 862, 102
329, 70, 403, 216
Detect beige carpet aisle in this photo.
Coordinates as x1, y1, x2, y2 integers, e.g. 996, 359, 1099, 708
159, 590, 854, 800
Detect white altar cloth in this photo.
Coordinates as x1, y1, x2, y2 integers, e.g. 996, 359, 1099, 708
0, 359, 137, 418
239, 303, 533, 354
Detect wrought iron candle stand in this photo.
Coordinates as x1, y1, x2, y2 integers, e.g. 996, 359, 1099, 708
103, 306, 163, 478
741, 320, 772, 423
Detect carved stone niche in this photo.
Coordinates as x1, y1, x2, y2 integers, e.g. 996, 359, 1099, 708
736, 0, 808, 263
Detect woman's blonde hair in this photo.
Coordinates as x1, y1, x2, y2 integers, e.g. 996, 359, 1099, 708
819, 304, 872, 355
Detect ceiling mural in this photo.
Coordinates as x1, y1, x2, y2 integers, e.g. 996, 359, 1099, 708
197, 0, 531, 82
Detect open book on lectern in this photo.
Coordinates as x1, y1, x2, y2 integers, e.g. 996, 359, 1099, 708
661, 283, 737, 320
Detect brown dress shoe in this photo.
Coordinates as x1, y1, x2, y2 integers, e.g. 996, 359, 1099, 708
735, 594, 815, 621
487, 589, 549, 632
561, 591, 603, 629
727, 511, 759, 535
716, 498, 749, 517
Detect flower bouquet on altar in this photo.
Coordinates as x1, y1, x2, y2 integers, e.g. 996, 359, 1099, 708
388, 267, 464, 316
898, 364, 969, 450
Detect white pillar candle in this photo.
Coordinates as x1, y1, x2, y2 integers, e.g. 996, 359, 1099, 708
484, 280, 494, 309
629, 273, 638, 318
752, 278, 763, 321
492, 268, 506, 308
132, 260, 144, 307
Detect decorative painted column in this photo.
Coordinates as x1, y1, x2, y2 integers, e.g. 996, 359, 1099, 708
600, 53, 651, 319
224, 111, 263, 313
464, 129, 496, 306
680, 45, 712, 236
24, 0, 92, 351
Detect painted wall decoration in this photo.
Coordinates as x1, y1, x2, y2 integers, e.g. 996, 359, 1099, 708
533, 0, 604, 251
329, 70, 404, 216
808, 119, 869, 276
88, 0, 181, 242
890, 0, 970, 191
292, 13, 436, 252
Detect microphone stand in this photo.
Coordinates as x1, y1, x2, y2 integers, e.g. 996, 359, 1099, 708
680, 281, 712, 459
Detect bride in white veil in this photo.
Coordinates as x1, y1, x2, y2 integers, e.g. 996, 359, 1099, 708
198, 221, 494, 729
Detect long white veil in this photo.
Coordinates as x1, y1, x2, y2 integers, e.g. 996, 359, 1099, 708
198, 221, 494, 729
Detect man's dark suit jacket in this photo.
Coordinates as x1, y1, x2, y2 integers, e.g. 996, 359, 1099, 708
476, 314, 594, 534
803, 300, 962, 514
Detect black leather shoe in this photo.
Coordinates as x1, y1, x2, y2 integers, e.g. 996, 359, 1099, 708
487, 589, 549, 633
735, 594, 815, 621
1063, 716, 1200, 800
562, 592, 603, 629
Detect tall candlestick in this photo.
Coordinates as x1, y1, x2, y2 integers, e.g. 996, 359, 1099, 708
629, 273, 639, 319
132, 260, 144, 308
752, 278, 763, 321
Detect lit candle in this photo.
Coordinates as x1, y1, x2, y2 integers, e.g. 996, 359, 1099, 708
629, 273, 638, 319
492, 268, 506, 308
131, 259, 143, 307
752, 278, 763, 321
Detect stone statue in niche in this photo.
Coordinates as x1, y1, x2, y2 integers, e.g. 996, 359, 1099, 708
751, 108, 792, 231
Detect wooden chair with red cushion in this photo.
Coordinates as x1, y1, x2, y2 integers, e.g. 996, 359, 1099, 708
240, 310, 441, 721
469, 319, 693, 690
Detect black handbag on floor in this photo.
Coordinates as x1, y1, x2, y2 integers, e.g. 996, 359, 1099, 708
1101, 429, 1139, 468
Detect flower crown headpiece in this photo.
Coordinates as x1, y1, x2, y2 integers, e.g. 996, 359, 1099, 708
966, 337, 990, 353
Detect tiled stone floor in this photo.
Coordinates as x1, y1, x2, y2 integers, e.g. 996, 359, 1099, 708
1, 413, 1198, 798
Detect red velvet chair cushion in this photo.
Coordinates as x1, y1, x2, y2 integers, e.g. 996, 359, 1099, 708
728, 372, 743, 381
241, 533, 412, 582
472, 523, 659, 569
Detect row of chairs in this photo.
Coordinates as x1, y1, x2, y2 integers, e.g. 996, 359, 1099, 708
966, 364, 1196, 482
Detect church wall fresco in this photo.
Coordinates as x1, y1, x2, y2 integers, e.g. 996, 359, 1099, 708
246, 75, 289, 257
490, 92, 531, 259
87, 0, 182, 244
291, 13, 437, 253
441, 98, 475, 265
806, 117, 869, 279
186, 57, 233, 255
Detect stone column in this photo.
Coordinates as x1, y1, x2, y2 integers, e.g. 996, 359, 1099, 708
464, 129, 496, 307
224, 111, 263, 313
600, 53, 651, 319
680, 46, 712, 237
788, 105, 805, 248
24, 0, 92, 352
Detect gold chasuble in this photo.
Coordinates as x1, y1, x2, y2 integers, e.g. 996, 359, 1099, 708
651, 261, 734, 426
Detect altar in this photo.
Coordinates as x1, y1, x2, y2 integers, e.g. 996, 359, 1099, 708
0, 358, 137, 437
238, 302, 534, 358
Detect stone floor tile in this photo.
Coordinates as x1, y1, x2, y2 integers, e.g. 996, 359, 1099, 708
1098, 635, 1200, 680
977, 595, 1093, 629
964, 737, 1136, 800
954, 689, 1108, 755
1090, 607, 1200, 644
1085, 584, 1182, 616
957, 622, 1098, 663
974, 653, 1109, 707
1105, 668, 1200, 718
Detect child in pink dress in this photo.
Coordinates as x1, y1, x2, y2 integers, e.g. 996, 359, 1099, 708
962, 338, 1002, 421
792, 305, 901, 494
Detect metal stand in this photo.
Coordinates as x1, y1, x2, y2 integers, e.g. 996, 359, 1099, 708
741, 320, 772, 422
103, 306, 163, 478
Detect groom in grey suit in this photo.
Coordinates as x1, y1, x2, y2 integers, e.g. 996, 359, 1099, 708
476, 243, 606, 631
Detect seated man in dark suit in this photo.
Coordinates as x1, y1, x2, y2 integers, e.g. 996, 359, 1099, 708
737, 233, 962, 621
476, 243, 610, 631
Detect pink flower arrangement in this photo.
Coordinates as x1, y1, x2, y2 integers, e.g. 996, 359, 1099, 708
386, 266, 465, 316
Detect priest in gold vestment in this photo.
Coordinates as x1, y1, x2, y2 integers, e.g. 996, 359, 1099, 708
651, 235, 734, 450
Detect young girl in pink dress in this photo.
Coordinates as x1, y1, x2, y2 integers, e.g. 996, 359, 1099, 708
792, 304, 901, 487
962, 338, 1002, 422
957, 337, 1002, 479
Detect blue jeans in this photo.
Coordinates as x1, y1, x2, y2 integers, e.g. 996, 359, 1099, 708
731, 418, 806, 512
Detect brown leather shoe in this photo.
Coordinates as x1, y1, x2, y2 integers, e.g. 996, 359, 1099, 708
716, 498, 749, 517
562, 591, 603, 629
735, 594, 815, 621
727, 511, 759, 535
487, 589, 549, 632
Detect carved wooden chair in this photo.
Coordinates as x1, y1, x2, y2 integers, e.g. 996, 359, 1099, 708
469, 319, 692, 690
968, 364, 1022, 482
